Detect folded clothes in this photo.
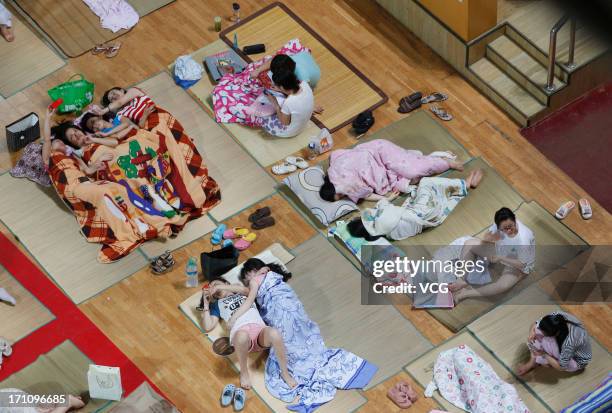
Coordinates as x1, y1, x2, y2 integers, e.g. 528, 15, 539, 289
83, 0, 139, 32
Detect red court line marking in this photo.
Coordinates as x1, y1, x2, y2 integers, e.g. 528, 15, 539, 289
0, 232, 163, 398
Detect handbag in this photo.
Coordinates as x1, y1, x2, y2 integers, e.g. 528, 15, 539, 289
352, 110, 375, 134
47, 74, 95, 113
200, 245, 239, 282
5, 112, 40, 152
87, 364, 122, 401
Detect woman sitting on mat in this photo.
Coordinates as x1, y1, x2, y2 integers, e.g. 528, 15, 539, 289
79, 112, 137, 141
347, 169, 483, 241
201, 278, 296, 390
443, 207, 536, 303
250, 53, 320, 89
517, 311, 592, 376
92, 87, 156, 129
319, 139, 464, 203
229, 259, 377, 412
0, 389, 87, 412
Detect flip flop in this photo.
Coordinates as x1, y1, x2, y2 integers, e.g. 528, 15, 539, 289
223, 227, 249, 240
579, 198, 592, 220
234, 232, 256, 251
248, 207, 271, 223
211, 224, 227, 245
421, 92, 448, 104
233, 388, 247, 411
91, 44, 109, 55
400, 91, 422, 103
105, 42, 122, 58
271, 162, 297, 175
285, 156, 309, 169
220, 384, 236, 407
555, 201, 575, 220
387, 386, 412, 409
430, 105, 453, 121
398, 96, 422, 114
251, 216, 275, 230
222, 239, 234, 248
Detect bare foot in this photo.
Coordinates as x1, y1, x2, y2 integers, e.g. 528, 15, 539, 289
448, 160, 464, 171
68, 394, 86, 410
452, 288, 469, 304
466, 168, 484, 188
448, 279, 467, 292
516, 359, 536, 376
281, 371, 298, 388
0, 25, 14, 42
240, 371, 252, 390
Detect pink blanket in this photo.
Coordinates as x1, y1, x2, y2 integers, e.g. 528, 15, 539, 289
212, 39, 309, 127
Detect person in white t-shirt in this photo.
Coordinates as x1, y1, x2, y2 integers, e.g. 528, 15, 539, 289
260, 69, 322, 138
449, 207, 536, 302
200, 278, 295, 391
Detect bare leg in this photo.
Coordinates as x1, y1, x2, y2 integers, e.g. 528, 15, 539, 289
258, 327, 297, 388
38, 394, 86, 413
517, 353, 538, 376
449, 237, 493, 293
454, 268, 522, 303
448, 160, 464, 171
465, 169, 484, 188
233, 331, 252, 390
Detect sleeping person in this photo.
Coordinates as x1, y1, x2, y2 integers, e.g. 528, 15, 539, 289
79, 112, 136, 141
346, 169, 483, 241
319, 139, 464, 203
93, 86, 156, 129
200, 278, 296, 391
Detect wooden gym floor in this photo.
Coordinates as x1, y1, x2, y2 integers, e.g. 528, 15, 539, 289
0, 1, 610, 412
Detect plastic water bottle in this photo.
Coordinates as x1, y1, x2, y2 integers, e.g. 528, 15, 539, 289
185, 257, 199, 288
306, 142, 317, 160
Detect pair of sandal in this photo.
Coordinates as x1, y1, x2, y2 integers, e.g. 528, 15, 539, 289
91, 41, 122, 58
387, 380, 418, 409
555, 198, 592, 220
150, 250, 175, 275
220, 384, 246, 411
272, 156, 309, 175
398, 92, 452, 121
211, 224, 257, 251
248, 206, 275, 230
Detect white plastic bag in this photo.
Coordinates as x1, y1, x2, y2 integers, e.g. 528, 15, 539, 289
174, 55, 203, 81
87, 364, 123, 401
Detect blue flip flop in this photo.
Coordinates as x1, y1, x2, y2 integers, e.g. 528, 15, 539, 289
211, 224, 227, 245
233, 387, 246, 411
220, 384, 235, 407
222, 239, 233, 248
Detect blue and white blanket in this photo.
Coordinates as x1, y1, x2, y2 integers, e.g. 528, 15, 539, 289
257, 271, 378, 413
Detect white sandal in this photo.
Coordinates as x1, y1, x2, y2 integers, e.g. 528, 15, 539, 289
271, 162, 297, 175
555, 201, 575, 220
285, 156, 309, 169
430, 105, 453, 121
579, 198, 592, 220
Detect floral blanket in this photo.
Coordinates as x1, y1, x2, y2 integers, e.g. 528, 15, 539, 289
212, 38, 309, 126
432, 345, 530, 413
48, 112, 220, 262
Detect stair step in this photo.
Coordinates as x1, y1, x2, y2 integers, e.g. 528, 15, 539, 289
487, 35, 566, 103
469, 57, 545, 119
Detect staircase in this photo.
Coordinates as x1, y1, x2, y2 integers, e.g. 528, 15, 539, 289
466, 2, 609, 126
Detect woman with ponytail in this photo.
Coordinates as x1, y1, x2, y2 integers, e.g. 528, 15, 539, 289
517, 311, 592, 375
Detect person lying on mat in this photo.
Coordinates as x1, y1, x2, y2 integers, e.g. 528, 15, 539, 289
517, 311, 592, 376
200, 278, 296, 390
92, 86, 156, 129
250, 53, 321, 89
236, 259, 378, 411
319, 139, 464, 203
443, 207, 536, 303
0, 3, 14, 42
79, 112, 137, 141
0, 388, 87, 412
41, 108, 116, 177
258, 68, 323, 138
346, 170, 484, 241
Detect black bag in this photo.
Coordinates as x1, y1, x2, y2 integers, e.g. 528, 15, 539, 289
200, 245, 239, 281
352, 110, 375, 134
6, 113, 40, 152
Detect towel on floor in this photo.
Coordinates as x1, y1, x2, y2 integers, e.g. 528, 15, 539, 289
83, 0, 138, 32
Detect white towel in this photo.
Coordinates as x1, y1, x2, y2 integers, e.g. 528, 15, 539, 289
83, 0, 139, 33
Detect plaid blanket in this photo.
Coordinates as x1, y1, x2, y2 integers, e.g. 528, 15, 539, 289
48, 108, 220, 263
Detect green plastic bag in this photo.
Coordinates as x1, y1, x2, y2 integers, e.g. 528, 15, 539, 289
47, 74, 95, 113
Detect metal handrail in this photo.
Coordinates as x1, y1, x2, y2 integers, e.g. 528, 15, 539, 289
546, 15, 577, 91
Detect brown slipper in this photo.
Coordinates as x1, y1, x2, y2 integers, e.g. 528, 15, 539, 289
251, 216, 275, 230
105, 42, 122, 58
91, 44, 109, 55
248, 206, 271, 223
398, 96, 422, 114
